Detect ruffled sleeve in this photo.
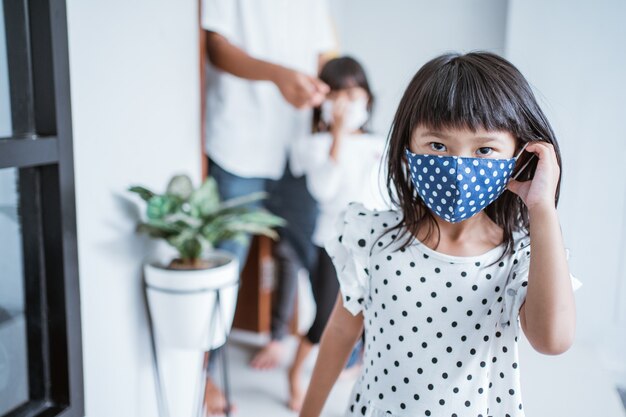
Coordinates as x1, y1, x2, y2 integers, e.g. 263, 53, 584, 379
324, 202, 375, 316
500, 236, 583, 333
305, 158, 344, 203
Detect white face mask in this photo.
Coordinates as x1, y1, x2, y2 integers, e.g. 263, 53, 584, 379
321, 98, 369, 132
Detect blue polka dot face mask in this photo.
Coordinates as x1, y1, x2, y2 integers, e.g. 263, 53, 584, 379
404, 146, 526, 223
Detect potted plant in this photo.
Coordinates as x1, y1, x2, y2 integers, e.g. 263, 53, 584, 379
129, 174, 285, 350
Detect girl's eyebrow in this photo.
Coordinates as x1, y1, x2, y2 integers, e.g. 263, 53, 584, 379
422, 131, 504, 143
422, 131, 451, 139
473, 136, 503, 143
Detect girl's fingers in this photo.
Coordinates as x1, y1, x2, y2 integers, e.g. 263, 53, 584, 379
527, 142, 560, 176
334, 97, 348, 116
509, 141, 560, 208
526, 142, 557, 163
525, 142, 547, 157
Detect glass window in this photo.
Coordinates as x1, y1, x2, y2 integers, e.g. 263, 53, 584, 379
0, 168, 28, 414
0, 7, 12, 138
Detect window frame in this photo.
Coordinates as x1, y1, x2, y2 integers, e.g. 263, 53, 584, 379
1, 0, 83, 416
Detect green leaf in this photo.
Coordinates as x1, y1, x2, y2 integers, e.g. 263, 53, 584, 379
219, 192, 268, 211
128, 186, 155, 202
166, 175, 194, 200
163, 212, 203, 229
130, 173, 287, 262
167, 228, 201, 259
189, 176, 220, 217
199, 209, 285, 244
136, 222, 178, 238
233, 209, 287, 228
180, 238, 203, 260
196, 234, 213, 252
146, 195, 179, 220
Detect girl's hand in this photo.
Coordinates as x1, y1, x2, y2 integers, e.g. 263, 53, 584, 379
506, 141, 560, 212
328, 97, 350, 161
330, 96, 348, 135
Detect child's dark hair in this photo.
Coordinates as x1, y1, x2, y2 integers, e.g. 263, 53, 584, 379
312, 56, 374, 133
386, 51, 562, 257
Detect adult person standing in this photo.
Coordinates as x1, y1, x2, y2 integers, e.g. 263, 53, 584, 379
201, 0, 336, 414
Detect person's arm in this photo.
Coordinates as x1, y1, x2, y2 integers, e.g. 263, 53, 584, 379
314, 0, 337, 74
205, 31, 328, 108
299, 294, 364, 417
507, 142, 576, 355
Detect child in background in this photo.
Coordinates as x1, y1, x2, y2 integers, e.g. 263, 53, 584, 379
288, 56, 390, 411
299, 52, 582, 417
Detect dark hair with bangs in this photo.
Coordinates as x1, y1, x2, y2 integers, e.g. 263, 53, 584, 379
385, 51, 562, 259
312, 56, 374, 133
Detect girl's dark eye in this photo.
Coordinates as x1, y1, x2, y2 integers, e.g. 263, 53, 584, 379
430, 142, 447, 152
477, 147, 493, 156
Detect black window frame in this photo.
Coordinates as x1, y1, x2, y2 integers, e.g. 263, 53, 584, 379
0, 0, 83, 416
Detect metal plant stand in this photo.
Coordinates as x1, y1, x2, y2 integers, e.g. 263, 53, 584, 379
145, 280, 238, 417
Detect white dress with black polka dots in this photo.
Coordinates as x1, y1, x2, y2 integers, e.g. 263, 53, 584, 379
325, 202, 581, 417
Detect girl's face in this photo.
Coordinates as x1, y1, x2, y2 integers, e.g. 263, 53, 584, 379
321, 86, 370, 133
409, 125, 517, 159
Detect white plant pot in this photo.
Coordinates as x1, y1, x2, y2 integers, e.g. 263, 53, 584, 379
144, 250, 239, 350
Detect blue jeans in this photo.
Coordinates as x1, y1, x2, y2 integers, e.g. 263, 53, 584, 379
263, 164, 319, 341
207, 158, 318, 370
208, 157, 318, 274
207, 158, 268, 271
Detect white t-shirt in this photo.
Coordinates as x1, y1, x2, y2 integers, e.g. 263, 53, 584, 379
325, 202, 582, 417
201, 0, 335, 179
291, 132, 391, 246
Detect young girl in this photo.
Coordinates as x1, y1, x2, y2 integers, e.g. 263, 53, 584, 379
289, 56, 390, 411
299, 52, 582, 417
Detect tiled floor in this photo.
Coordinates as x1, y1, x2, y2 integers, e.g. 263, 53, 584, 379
215, 329, 626, 417
218, 332, 353, 417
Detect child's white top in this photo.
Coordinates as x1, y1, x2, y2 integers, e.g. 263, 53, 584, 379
325, 202, 582, 417
292, 132, 390, 246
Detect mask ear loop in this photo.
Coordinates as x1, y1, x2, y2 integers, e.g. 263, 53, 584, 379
514, 142, 530, 159
511, 142, 536, 180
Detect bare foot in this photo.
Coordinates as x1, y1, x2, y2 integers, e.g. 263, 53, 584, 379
204, 377, 237, 415
287, 366, 304, 412
250, 340, 284, 370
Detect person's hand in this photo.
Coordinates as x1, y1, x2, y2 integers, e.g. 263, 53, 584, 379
272, 66, 329, 109
506, 141, 560, 212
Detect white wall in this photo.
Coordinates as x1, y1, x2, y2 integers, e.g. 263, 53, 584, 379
505, 0, 626, 383
329, 0, 509, 136
66, 0, 201, 415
